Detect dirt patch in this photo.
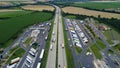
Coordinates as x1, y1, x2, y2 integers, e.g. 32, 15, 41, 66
21, 5, 54, 11
0, 2, 13, 6
62, 7, 120, 19
0, 9, 22, 12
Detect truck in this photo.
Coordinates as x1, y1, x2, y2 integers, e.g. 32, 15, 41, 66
39, 49, 44, 59
9, 57, 20, 65
37, 62, 41, 68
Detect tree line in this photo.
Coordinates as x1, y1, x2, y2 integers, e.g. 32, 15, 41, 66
62, 12, 120, 33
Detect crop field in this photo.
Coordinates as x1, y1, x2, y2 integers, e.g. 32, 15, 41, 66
72, 2, 120, 10
21, 5, 54, 11
0, 11, 33, 18
0, 9, 22, 12
0, 2, 13, 6
62, 7, 120, 19
0, 11, 53, 44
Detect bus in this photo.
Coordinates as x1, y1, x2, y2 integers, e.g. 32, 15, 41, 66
39, 49, 45, 59
37, 62, 41, 68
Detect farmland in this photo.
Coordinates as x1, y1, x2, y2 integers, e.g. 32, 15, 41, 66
72, 2, 120, 10
0, 2, 13, 6
0, 11, 53, 44
62, 7, 120, 19
0, 9, 22, 12
0, 10, 33, 18
21, 5, 54, 11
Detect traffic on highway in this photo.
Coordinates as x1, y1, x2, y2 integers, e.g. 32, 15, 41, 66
0, 4, 120, 68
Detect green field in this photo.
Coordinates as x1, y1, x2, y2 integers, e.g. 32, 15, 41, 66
72, 2, 120, 10
96, 39, 106, 49
7, 47, 25, 64
103, 28, 120, 45
23, 37, 33, 47
113, 43, 120, 55
0, 11, 33, 18
65, 15, 77, 19
90, 44, 102, 59
0, 11, 53, 44
75, 46, 82, 54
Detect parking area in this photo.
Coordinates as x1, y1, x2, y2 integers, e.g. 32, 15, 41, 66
65, 19, 90, 49
64, 18, 95, 68
15, 22, 51, 68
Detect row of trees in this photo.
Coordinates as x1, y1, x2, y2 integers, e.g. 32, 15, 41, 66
63, 12, 120, 33
54, 2, 120, 14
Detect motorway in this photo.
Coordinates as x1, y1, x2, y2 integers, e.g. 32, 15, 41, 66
58, 6, 67, 68
46, 5, 58, 68
46, 5, 67, 68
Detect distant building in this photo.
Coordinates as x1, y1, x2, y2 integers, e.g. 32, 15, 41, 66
99, 25, 110, 31
31, 29, 40, 38
31, 29, 40, 41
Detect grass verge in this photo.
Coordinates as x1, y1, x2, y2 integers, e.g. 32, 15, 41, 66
6, 47, 25, 64
96, 39, 106, 49
79, 62, 82, 68
62, 18, 75, 68
113, 43, 120, 55
90, 44, 102, 59
75, 46, 82, 54
56, 18, 59, 68
23, 37, 33, 47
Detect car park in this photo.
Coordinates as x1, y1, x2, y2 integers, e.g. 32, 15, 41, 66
29, 50, 35, 57
24, 62, 31, 68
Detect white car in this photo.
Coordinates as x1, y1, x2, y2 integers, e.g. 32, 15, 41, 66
61, 43, 64, 48
50, 44, 53, 50
53, 31, 55, 35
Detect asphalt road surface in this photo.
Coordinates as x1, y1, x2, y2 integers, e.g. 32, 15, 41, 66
46, 5, 58, 68
58, 6, 67, 68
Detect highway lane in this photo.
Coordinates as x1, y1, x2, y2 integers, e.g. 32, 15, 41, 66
58, 7, 67, 68
46, 5, 58, 68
